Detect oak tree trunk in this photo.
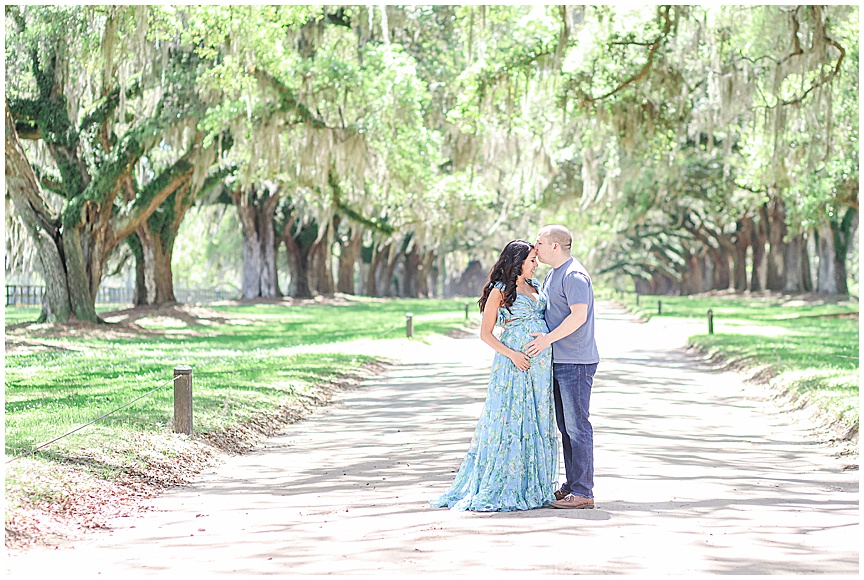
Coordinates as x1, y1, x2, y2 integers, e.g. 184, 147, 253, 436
281, 216, 316, 299
832, 208, 858, 295
732, 217, 753, 291
633, 271, 678, 295
365, 241, 391, 297
816, 222, 839, 294
679, 250, 706, 295
765, 196, 788, 291
817, 209, 858, 294
750, 205, 769, 292
5, 101, 98, 322
403, 245, 422, 297
283, 236, 311, 298
419, 250, 436, 298
130, 222, 177, 305
129, 165, 218, 306
782, 234, 812, 293
337, 228, 364, 294
6, 35, 203, 319
708, 246, 730, 291
309, 220, 334, 296
6, 103, 77, 322
234, 185, 282, 300
431, 252, 444, 297
380, 245, 400, 297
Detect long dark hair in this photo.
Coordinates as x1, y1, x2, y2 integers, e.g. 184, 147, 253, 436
478, 240, 533, 313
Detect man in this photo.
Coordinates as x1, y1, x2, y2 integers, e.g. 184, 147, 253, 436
525, 225, 600, 509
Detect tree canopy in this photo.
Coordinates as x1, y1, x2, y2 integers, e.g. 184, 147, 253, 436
5, 5, 858, 320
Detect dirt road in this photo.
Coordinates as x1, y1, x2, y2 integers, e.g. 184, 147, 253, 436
5, 303, 858, 575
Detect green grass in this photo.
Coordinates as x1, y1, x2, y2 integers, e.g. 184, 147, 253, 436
5, 298, 474, 540
4, 306, 42, 326
4, 298, 472, 457
599, 289, 859, 434
602, 290, 857, 322
3, 304, 129, 327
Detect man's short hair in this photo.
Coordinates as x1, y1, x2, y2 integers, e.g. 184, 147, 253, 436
540, 225, 572, 250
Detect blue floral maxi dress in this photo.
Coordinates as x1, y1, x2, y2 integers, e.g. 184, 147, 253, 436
430, 279, 557, 511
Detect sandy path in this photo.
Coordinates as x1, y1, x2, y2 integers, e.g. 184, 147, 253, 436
5, 302, 858, 575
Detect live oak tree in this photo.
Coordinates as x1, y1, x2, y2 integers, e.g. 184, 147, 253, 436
183, 6, 437, 299
6, 5, 858, 305
551, 5, 857, 295
5, 6, 216, 321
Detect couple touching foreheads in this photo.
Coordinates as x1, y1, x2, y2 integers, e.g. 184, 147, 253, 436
431, 224, 600, 511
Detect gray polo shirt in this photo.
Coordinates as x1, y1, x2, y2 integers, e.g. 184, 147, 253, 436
542, 257, 600, 364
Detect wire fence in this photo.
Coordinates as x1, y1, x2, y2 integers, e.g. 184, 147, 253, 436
5, 375, 182, 464
5, 307, 466, 461
5, 355, 391, 463
5, 285, 238, 307
5, 314, 423, 460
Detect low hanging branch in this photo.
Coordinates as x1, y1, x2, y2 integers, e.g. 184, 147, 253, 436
253, 72, 391, 234
574, 5, 674, 108
79, 77, 144, 133
778, 37, 845, 107
328, 169, 394, 235
252, 67, 331, 131
9, 42, 92, 199
113, 150, 197, 243
743, 6, 846, 109
780, 6, 805, 66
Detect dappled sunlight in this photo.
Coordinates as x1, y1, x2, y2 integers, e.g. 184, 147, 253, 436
4, 0, 859, 570
712, 321, 793, 336
7, 305, 856, 575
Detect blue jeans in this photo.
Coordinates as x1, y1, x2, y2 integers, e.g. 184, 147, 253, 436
553, 362, 598, 499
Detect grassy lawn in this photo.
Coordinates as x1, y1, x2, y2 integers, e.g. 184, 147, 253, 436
2, 304, 127, 326
4, 297, 472, 545
599, 289, 859, 436
4, 298, 472, 455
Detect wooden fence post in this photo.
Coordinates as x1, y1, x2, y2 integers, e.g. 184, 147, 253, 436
708, 309, 714, 335
406, 313, 414, 338
173, 365, 193, 435
464, 302, 470, 320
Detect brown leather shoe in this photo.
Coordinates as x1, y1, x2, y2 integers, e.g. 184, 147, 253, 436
550, 494, 594, 509
554, 488, 568, 501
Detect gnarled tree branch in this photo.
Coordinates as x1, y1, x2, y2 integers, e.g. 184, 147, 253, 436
576, 5, 674, 107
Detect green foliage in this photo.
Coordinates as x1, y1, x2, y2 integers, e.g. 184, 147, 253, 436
5, 5, 235, 317
78, 79, 143, 133
5, 5, 858, 299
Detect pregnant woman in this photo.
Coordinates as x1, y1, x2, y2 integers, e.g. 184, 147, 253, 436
430, 239, 557, 511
